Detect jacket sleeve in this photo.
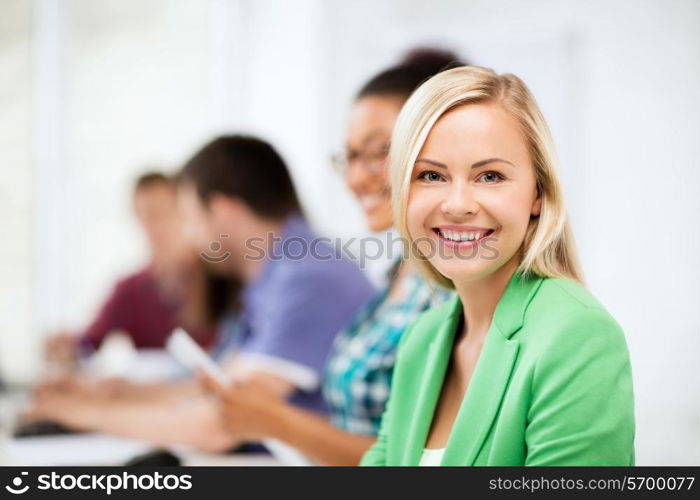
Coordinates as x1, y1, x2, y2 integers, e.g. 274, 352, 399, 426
525, 307, 635, 465
359, 410, 390, 466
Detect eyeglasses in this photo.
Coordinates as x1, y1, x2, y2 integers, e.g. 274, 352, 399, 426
331, 142, 390, 175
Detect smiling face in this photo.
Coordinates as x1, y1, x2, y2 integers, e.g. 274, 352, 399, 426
406, 102, 541, 285
344, 95, 405, 232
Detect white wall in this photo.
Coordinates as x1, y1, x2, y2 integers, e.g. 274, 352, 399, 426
0, 0, 33, 383
0, 0, 698, 464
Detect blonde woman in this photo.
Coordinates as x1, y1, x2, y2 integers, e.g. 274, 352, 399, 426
361, 66, 635, 466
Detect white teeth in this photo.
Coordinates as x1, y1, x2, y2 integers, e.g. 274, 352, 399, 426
439, 229, 485, 242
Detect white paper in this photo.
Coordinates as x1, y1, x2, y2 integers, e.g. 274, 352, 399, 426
165, 329, 314, 465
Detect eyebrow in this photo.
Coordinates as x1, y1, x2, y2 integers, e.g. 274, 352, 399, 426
415, 157, 515, 169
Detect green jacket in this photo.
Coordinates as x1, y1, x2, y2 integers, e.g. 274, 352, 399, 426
361, 273, 635, 466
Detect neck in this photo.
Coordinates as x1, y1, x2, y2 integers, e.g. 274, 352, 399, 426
237, 215, 287, 283
453, 257, 519, 340
150, 250, 178, 279
149, 250, 191, 298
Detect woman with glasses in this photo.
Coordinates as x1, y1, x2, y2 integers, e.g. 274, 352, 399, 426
202, 48, 464, 465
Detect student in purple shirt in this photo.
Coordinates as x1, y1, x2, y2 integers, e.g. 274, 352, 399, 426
28, 136, 374, 451
209, 213, 369, 414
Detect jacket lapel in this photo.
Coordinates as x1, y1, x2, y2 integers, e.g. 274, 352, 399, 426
401, 297, 462, 465
441, 272, 544, 465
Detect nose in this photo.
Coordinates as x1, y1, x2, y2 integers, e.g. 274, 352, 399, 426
440, 179, 479, 217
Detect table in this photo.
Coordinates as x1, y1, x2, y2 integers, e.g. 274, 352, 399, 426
0, 433, 280, 466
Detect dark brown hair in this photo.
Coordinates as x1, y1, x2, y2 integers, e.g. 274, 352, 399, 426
203, 271, 242, 322
357, 47, 466, 101
178, 135, 302, 220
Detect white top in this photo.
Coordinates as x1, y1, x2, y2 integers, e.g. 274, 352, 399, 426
418, 448, 445, 466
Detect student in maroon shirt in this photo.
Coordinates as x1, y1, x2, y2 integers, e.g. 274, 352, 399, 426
45, 172, 230, 364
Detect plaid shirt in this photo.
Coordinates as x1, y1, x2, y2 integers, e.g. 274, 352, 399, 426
322, 264, 453, 436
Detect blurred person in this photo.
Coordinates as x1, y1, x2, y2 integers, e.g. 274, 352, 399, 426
27, 135, 375, 452
200, 49, 463, 465
360, 66, 635, 466
45, 172, 221, 367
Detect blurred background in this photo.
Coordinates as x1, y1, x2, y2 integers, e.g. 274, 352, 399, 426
0, 0, 698, 464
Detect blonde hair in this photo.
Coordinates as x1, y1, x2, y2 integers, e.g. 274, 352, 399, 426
391, 66, 583, 288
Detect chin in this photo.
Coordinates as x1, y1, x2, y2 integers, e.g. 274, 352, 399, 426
429, 259, 498, 284
367, 215, 391, 233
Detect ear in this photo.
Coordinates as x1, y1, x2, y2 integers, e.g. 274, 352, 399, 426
531, 196, 542, 217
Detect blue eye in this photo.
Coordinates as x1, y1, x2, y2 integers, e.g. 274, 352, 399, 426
478, 171, 504, 183
418, 171, 443, 183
